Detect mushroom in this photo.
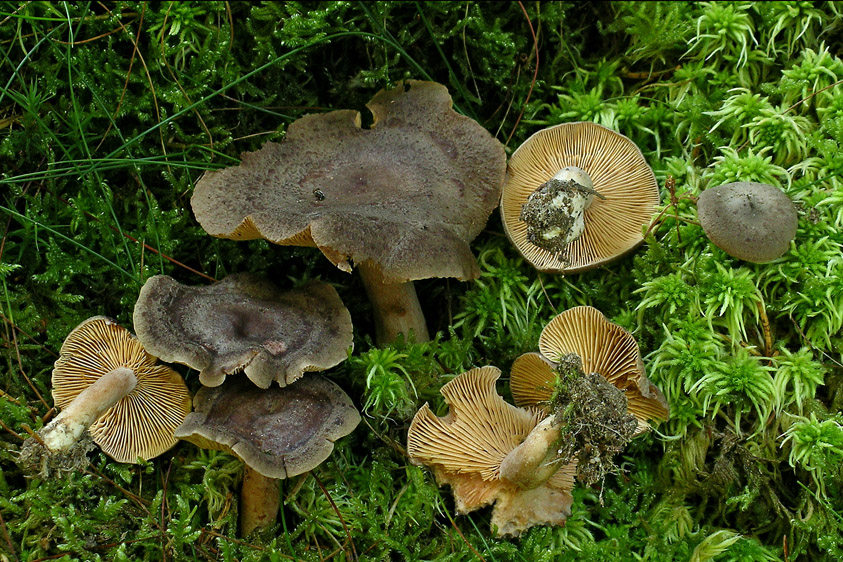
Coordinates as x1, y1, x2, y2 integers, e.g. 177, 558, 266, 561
697, 181, 797, 263
191, 80, 506, 344
510, 306, 669, 433
407, 366, 576, 537
133, 273, 352, 388
174, 375, 360, 536
20, 316, 191, 475
501, 122, 659, 273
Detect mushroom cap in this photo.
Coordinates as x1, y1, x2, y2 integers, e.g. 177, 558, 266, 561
52, 316, 191, 463
511, 306, 669, 427
501, 122, 659, 273
407, 366, 576, 537
174, 375, 360, 479
697, 181, 797, 263
133, 274, 353, 389
191, 80, 506, 283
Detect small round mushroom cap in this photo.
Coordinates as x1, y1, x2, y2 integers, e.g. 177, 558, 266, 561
407, 366, 576, 537
501, 122, 659, 273
133, 274, 353, 389
174, 375, 360, 479
52, 316, 191, 463
191, 80, 506, 283
514, 306, 669, 427
697, 181, 797, 263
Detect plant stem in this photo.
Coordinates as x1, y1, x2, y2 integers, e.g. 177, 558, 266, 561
499, 415, 561, 489
39, 367, 137, 452
357, 263, 430, 345
240, 465, 280, 537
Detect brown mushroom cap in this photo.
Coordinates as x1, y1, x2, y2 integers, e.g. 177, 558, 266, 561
515, 306, 668, 426
52, 316, 191, 463
191, 80, 506, 284
501, 122, 659, 273
174, 375, 360, 479
407, 366, 576, 537
133, 274, 352, 389
697, 181, 797, 263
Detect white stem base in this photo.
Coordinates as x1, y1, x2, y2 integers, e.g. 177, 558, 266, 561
40, 367, 137, 453
500, 415, 561, 490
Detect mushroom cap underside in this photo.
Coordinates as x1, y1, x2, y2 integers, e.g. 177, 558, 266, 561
133, 273, 353, 389
511, 306, 669, 424
501, 121, 659, 273
407, 366, 576, 537
174, 375, 360, 479
191, 80, 507, 283
52, 316, 191, 463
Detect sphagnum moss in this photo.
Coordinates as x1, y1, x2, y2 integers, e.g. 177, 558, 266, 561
2, 1, 843, 560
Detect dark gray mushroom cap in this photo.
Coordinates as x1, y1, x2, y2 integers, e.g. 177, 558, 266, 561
174, 375, 360, 479
697, 182, 797, 263
190, 80, 506, 283
133, 274, 352, 388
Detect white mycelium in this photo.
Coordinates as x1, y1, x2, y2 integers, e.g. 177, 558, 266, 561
520, 166, 601, 254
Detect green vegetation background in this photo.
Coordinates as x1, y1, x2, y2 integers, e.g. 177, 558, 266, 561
1, 1, 842, 560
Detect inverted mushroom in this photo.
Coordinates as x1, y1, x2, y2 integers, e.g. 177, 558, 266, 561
407, 366, 576, 537
510, 306, 669, 432
191, 80, 506, 344
697, 181, 798, 263
174, 375, 360, 536
20, 316, 191, 475
133, 273, 352, 388
501, 122, 659, 273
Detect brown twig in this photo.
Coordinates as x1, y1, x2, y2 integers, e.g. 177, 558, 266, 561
505, 1, 539, 147
85, 466, 153, 512
94, 2, 143, 153
52, 17, 138, 45
0, 417, 23, 441
0, 509, 19, 562
757, 299, 773, 358
444, 511, 486, 562
55, 193, 216, 282
312, 472, 357, 561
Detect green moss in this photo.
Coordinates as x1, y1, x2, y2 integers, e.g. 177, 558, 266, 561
2, 1, 842, 560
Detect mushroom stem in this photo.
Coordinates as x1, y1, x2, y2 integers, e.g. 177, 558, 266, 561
499, 415, 562, 490
521, 166, 603, 254
357, 262, 430, 345
240, 465, 280, 536
39, 367, 137, 453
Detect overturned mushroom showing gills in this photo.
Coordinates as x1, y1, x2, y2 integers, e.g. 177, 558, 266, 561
501, 122, 659, 272
407, 366, 576, 537
20, 316, 191, 474
174, 375, 360, 536
191, 80, 506, 344
510, 306, 669, 432
697, 181, 798, 263
133, 274, 352, 388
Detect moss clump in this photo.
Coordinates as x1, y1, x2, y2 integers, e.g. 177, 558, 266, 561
550, 353, 638, 486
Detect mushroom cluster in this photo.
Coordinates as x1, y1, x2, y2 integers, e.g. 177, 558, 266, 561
191, 80, 506, 344
133, 273, 359, 535
23, 82, 684, 543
